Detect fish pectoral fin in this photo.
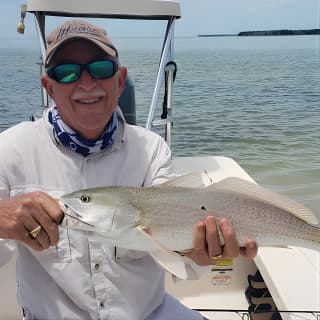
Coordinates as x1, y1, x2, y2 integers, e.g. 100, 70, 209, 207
136, 227, 187, 280
149, 250, 187, 280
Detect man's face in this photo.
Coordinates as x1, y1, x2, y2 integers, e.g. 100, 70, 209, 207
42, 40, 127, 140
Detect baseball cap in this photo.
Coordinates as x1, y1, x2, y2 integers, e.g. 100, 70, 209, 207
45, 19, 118, 66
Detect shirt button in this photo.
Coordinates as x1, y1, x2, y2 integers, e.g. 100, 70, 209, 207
94, 263, 100, 270
100, 302, 105, 308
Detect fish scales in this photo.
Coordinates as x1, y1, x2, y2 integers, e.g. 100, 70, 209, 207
59, 175, 320, 279
121, 186, 320, 251
60, 176, 320, 253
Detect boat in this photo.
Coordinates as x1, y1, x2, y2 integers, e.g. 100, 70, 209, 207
1, 1, 319, 319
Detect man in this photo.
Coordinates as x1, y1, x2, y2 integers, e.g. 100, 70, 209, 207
0, 20, 257, 319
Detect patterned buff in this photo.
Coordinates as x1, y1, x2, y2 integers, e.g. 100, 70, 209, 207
48, 106, 118, 156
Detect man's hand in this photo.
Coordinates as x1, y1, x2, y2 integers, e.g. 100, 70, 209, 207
183, 215, 257, 265
0, 192, 63, 251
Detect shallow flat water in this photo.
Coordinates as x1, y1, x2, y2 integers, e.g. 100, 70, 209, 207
0, 35, 319, 219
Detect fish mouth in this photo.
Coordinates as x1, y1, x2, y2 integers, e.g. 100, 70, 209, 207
59, 202, 95, 228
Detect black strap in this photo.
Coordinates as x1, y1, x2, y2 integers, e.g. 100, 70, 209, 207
161, 61, 177, 119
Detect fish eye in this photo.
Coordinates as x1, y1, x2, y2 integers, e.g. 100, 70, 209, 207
80, 194, 91, 203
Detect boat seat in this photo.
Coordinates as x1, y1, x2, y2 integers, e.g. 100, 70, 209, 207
118, 75, 136, 125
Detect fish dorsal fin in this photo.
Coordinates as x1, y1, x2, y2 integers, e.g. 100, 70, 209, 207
210, 177, 318, 225
159, 172, 212, 188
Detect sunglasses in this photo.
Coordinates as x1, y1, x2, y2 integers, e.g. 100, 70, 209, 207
46, 59, 118, 84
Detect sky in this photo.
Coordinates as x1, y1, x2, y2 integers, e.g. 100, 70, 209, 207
0, 0, 319, 49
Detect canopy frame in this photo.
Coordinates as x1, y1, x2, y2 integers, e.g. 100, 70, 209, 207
20, 0, 180, 144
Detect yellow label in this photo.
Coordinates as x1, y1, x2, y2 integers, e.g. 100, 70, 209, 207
215, 259, 233, 266
212, 258, 233, 271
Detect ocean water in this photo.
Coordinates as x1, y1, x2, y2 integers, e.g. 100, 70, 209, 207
0, 36, 319, 220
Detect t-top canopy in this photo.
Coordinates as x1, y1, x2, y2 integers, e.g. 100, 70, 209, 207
26, 0, 181, 19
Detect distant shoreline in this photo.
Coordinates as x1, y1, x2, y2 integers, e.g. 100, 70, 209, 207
198, 29, 320, 37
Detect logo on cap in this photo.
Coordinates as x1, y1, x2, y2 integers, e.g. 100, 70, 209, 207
53, 25, 101, 43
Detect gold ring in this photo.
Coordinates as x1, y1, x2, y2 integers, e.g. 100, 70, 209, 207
211, 254, 222, 260
29, 225, 42, 239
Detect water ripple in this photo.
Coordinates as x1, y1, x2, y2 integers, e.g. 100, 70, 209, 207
0, 42, 319, 219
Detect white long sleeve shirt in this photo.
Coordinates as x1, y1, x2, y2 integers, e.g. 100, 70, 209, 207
0, 108, 204, 320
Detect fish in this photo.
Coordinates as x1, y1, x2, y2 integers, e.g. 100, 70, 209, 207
59, 173, 320, 279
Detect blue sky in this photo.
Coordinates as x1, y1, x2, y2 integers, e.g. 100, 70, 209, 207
1, 0, 319, 49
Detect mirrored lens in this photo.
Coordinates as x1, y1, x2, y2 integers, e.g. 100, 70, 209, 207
89, 60, 116, 79
51, 64, 80, 83
47, 60, 118, 83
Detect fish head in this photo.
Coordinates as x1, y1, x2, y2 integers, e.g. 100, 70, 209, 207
60, 187, 141, 233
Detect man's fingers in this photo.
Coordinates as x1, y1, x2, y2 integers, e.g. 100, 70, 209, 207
20, 215, 50, 249
37, 194, 63, 224
33, 208, 59, 247
33, 193, 61, 246
186, 215, 257, 267
17, 192, 60, 247
219, 218, 240, 258
32, 226, 51, 250
24, 237, 46, 251
15, 225, 45, 252
205, 216, 221, 258
183, 221, 209, 265
0, 192, 61, 251
193, 221, 207, 253
240, 239, 258, 258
